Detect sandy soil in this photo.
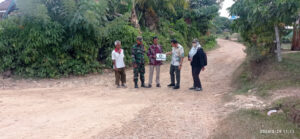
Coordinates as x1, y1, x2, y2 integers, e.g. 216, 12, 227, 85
0, 39, 246, 139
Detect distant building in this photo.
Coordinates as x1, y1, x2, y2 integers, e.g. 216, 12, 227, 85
0, 0, 16, 20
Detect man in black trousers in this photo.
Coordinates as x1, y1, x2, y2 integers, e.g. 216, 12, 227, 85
188, 39, 207, 91
166, 39, 185, 89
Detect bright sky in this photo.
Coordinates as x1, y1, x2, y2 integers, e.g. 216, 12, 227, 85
219, 0, 235, 18
0, 0, 4, 3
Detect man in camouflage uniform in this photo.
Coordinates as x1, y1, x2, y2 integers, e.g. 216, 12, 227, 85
132, 36, 146, 88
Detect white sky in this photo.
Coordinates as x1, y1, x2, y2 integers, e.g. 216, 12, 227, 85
0, 0, 4, 3
219, 0, 235, 17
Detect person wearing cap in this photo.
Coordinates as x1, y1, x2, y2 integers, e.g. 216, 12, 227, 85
132, 36, 146, 88
188, 39, 207, 91
166, 39, 185, 89
146, 36, 163, 88
112, 40, 127, 88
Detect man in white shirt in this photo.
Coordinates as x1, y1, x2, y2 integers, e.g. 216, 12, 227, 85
112, 40, 126, 88
166, 39, 184, 89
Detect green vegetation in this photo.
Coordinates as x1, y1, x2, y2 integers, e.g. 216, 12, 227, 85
212, 107, 300, 139
233, 53, 300, 97
0, 0, 220, 78
226, 2, 300, 138
212, 16, 232, 34
214, 97, 300, 139
230, 0, 300, 62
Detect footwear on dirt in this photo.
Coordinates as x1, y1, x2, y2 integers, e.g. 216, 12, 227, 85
168, 84, 175, 87
195, 87, 203, 91
146, 84, 152, 88
189, 87, 196, 90
121, 84, 127, 88
141, 82, 146, 88
173, 86, 180, 89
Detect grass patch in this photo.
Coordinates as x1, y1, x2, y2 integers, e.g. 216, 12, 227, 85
204, 41, 219, 52
212, 97, 300, 139
232, 53, 300, 98
212, 110, 300, 139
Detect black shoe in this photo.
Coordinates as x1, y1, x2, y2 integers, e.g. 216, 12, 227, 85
173, 86, 180, 89
168, 84, 175, 87
135, 83, 138, 88
156, 84, 161, 88
141, 82, 146, 88
189, 87, 196, 90
146, 85, 152, 88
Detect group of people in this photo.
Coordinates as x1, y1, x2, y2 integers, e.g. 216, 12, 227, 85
111, 36, 207, 91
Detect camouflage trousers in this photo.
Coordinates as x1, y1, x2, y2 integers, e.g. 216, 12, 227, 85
133, 63, 145, 83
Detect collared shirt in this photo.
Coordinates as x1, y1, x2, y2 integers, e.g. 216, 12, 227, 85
112, 49, 125, 69
171, 44, 184, 66
132, 44, 145, 64
147, 44, 163, 65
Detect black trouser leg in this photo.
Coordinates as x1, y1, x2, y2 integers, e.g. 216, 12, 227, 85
170, 65, 175, 85
192, 67, 196, 88
175, 66, 181, 86
192, 66, 202, 88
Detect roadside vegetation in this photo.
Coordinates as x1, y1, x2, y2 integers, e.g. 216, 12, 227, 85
0, 0, 221, 78
212, 97, 300, 139
228, 0, 300, 98
233, 53, 300, 98
215, 1, 300, 138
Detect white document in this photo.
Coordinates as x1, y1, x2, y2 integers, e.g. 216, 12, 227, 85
156, 53, 167, 61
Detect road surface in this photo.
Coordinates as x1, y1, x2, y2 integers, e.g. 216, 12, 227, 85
0, 39, 246, 139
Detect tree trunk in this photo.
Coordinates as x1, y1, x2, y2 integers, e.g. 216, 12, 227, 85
130, 6, 140, 29
274, 25, 282, 62
291, 18, 300, 51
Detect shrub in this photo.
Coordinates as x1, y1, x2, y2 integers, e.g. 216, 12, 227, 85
0, 17, 104, 78
199, 35, 217, 50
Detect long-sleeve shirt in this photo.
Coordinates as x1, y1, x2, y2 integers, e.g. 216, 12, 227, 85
190, 47, 207, 68
131, 44, 145, 65
147, 44, 163, 66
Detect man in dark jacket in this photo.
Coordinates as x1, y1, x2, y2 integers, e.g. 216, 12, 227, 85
188, 39, 207, 91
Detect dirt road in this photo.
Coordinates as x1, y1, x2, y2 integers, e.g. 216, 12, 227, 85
0, 39, 246, 139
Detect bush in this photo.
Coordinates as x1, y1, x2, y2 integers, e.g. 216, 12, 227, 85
158, 19, 190, 55
0, 17, 103, 78
199, 35, 217, 50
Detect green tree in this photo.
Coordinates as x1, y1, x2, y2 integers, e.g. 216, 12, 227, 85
186, 0, 220, 34
212, 16, 232, 34
230, 0, 300, 62
123, 0, 188, 30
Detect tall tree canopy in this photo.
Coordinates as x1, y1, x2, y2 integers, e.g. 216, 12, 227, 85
230, 0, 300, 62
